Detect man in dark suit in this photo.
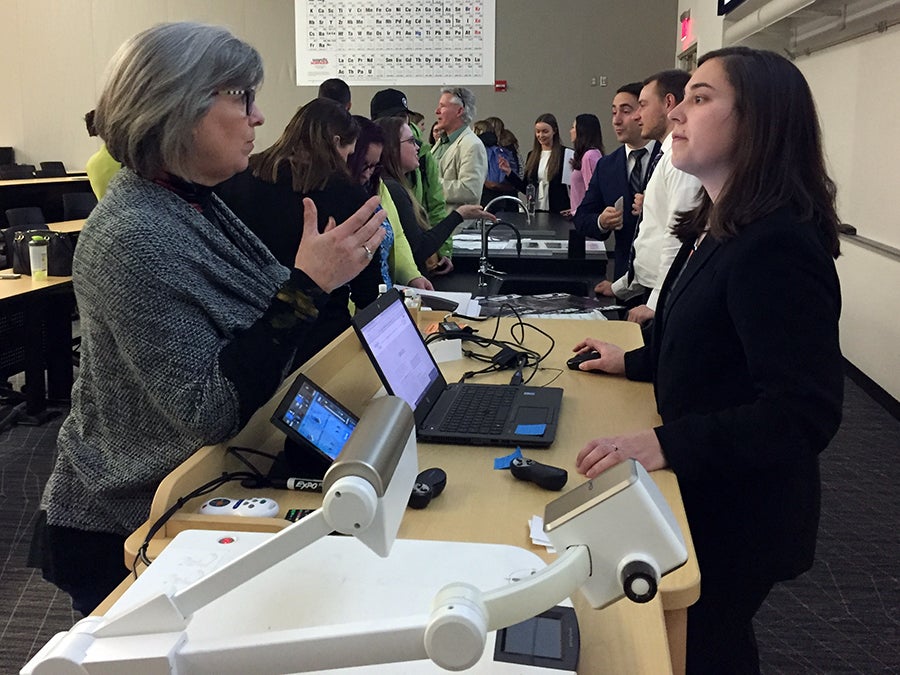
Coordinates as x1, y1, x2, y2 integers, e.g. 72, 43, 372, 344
573, 82, 659, 280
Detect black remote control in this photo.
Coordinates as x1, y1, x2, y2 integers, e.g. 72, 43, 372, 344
510, 457, 568, 491
408, 467, 448, 509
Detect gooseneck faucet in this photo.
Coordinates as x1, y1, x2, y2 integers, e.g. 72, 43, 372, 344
477, 196, 530, 289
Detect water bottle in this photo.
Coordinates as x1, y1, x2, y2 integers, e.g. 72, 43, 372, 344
525, 183, 536, 216
28, 235, 49, 281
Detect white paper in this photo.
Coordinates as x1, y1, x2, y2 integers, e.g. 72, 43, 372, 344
561, 148, 575, 186
529, 515, 555, 552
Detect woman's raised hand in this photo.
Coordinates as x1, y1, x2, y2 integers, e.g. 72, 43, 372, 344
294, 196, 386, 292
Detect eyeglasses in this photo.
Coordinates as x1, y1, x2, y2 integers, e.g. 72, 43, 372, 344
363, 162, 381, 173
400, 137, 420, 148
214, 89, 256, 116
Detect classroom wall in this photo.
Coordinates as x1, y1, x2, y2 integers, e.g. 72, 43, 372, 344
796, 29, 900, 402
676, 0, 900, 401
0, 0, 678, 172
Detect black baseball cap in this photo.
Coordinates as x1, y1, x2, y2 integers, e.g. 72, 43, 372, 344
370, 88, 411, 120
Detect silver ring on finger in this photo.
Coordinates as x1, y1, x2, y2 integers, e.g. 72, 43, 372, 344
363, 244, 374, 259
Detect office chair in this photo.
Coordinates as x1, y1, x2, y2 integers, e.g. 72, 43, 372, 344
62, 192, 98, 220
38, 161, 67, 178
5, 206, 47, 228
0, 164, 36, 180
0, 147, 14, 166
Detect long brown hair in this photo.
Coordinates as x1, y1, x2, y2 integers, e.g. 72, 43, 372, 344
249, 98, 358, 193
524, 113, 563, 183
571, 113, 604, 170
673, 47, 840, 258
376, 116, 430, 232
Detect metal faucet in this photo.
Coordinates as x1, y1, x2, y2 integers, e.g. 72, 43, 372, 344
483, 195, 532, 225
477, 196, 530, 289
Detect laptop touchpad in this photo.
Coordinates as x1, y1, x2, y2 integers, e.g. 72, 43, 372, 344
515, 406, 549, 424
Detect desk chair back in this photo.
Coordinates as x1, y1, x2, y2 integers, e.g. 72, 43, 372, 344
5, 207, 46, 228
38, 161, 67, 178
62, 192, 97, 220
0, 164, 36, 180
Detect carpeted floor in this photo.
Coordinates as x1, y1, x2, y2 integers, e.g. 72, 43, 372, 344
1, 376, 898, 673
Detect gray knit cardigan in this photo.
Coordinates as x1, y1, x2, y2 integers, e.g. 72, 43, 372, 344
42, 169, 297, 535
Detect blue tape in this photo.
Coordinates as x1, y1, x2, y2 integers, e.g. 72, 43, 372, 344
494, 447, 524, 470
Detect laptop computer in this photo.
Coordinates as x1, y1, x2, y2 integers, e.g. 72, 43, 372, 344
351, 288, 562, 447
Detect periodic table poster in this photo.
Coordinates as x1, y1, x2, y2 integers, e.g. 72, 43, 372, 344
295, 1, 496, 86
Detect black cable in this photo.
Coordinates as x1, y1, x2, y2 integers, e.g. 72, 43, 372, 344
424, 303, 556, 386
132, 446, 279, 571
227, 445, 279, 463
132, 468, 264, 573
538, 367, 564, 387
225, 445, 274, 478
449, 312, 491, 322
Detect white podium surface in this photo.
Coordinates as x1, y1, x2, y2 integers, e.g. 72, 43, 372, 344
108, 530, 576, 674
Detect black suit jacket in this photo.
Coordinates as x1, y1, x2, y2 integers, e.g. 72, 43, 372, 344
625, 208, 843, 583
573, 142, 659, 276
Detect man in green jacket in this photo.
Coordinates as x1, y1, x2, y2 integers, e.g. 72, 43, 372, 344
370, 88, 453, 272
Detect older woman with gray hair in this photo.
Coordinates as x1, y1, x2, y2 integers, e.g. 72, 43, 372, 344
34, 22, 385, 614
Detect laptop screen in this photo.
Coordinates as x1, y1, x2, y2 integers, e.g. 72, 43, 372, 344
355, 291, 441, 412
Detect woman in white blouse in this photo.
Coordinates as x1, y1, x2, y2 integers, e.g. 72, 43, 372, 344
498, 113, 570, 214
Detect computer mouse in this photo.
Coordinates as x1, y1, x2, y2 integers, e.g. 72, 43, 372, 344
566, 350, 602, 371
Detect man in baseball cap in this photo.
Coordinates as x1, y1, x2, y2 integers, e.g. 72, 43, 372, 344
370, 88, 411, 119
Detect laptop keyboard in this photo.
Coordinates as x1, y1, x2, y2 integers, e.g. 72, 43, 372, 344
440, 385, 518, 435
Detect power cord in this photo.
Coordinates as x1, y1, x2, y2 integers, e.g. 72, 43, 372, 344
131, 446, 275, 573
425, 303, 555, 385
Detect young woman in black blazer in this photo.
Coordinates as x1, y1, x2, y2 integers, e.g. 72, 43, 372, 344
499, 113, 570, 213
570, 47, 843, 674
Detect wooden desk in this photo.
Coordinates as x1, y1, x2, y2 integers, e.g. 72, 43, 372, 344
0, 221, 81, 417
0, 270, 74, 418
47, 218, 86, 234
122, 317, 699, 674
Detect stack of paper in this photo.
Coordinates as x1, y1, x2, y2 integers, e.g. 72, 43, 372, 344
530, 515, 555, 552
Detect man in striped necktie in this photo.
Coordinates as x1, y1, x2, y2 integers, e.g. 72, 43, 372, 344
595, 69, 702, 327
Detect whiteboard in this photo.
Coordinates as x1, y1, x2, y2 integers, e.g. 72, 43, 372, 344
295, 0, 496, 86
